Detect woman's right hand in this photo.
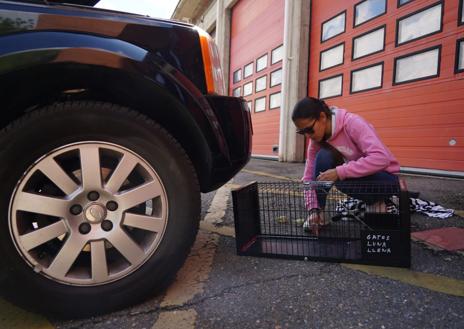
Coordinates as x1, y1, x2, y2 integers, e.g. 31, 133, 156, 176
307, 211, 322, 236
316, 168, 339, 181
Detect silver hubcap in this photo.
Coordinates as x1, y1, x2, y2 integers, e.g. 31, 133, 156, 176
9, 142, 168, 286
84, 203, 107, 223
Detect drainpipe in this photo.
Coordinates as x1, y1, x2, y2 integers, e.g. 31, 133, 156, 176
216, 0, 231, 93
279, 0, 311, 162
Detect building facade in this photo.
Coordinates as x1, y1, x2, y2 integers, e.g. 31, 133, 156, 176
173, 0, 464, 177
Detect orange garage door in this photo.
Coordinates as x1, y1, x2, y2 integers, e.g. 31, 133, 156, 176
308, 0, 464, 172
229, 0, 284, 157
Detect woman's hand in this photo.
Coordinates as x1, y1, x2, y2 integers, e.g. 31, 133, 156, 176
309, 212, 321, 236
316, 168, 339, 181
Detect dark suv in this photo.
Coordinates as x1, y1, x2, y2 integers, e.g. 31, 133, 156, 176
0, 0, 251, 317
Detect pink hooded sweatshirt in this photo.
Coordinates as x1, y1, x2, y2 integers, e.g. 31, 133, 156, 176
303, 109, 400, 209
303, 108, 400, 181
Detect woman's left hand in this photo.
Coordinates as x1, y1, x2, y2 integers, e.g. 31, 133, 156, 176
317, 169, 339, 181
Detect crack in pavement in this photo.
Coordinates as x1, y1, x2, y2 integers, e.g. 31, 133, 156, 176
59, 258, 336, 328
57, 263, 336, 328
153, 267, 334, 313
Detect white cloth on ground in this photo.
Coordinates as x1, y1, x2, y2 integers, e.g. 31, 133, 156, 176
335, 197, 454, 219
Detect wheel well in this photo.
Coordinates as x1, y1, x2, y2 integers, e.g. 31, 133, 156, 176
0, 66, 214, 191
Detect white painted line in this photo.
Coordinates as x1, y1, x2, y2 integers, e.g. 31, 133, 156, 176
204, 184, 231, 225
200, 221, 235, 238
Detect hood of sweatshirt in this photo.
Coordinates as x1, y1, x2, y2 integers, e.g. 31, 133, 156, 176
327, 108, 348, 142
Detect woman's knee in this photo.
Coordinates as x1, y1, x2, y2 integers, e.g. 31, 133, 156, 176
313, 148, 336, 179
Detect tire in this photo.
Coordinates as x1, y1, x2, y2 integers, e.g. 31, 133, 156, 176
0, 102, 201, 317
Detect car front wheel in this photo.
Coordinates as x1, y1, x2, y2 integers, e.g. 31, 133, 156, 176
0, 102, 200, 317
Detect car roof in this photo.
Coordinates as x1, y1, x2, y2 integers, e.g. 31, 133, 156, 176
13, 0, 100, 6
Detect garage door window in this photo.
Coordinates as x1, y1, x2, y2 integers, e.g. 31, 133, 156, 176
398, 0, 414, 7
255, 75, 267, 92
354, 0, 387, 27
243, 82, 253, 96
319, 74, 343, 99
320, 43, 344, 71
271, 45, 283, 64
394, 46, 441, 85
270, 68, 282, 87
270, 92, 281, 109
396, 2, 443, 46
460, 0, 464, 25
233, 86, 241, 97
244, 62, 253, 78
456, 39, 464, 73
321, 11, 346, 42
353, 25, 385, 60
247, 101, 252, 111
233, 69, 242, 83
255, 96, 266, 112
351, 62, 383, 93
256, 54, 268, 72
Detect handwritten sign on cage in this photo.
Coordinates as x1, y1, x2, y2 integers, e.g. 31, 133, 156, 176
361, 230, 400, 259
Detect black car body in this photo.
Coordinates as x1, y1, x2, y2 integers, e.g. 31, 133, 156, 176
0, 0, 251, 317
0, 0, 251, 192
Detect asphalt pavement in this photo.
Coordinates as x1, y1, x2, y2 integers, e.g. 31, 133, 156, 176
1, 158, 463, 329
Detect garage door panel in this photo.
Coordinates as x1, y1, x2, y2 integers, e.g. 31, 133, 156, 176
379, 126, 463, 138
385, 137, 461, 148
361, 106, 464, 123
340, 96, 464, 119
398, 158, 463, 171
368, 113, 464, 127
232, 14, 283, 53
394, 147, 463, 162
343, 81, 464, 104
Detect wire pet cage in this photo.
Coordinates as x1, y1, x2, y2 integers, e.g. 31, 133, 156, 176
232, 180, 410, 267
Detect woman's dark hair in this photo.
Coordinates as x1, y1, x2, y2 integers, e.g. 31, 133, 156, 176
291, 97, 331, 122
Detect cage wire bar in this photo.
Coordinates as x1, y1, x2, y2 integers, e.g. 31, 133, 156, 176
232, 180, 410, 267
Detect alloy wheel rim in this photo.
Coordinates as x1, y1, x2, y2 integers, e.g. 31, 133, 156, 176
9, 141, 168, 286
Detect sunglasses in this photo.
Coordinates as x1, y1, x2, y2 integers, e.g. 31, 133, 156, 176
296, 119, 317, 135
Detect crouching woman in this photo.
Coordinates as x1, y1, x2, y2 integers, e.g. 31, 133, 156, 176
292, 97, 400, 234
